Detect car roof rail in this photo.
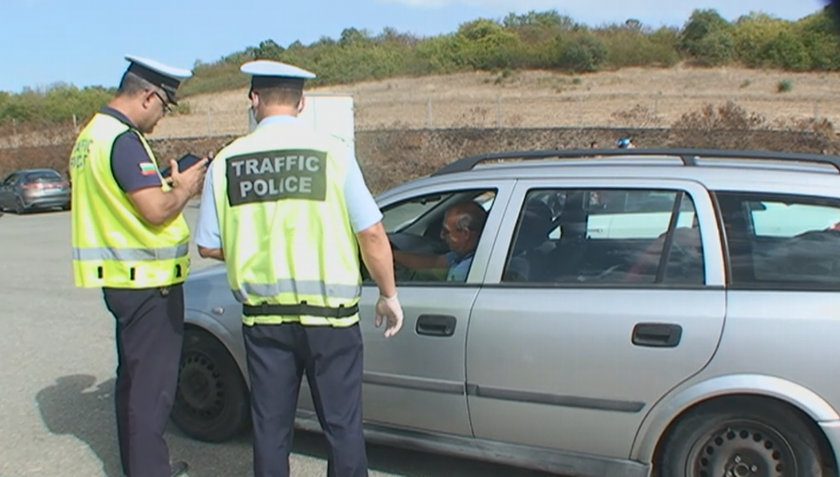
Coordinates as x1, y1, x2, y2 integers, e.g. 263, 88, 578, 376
429, 148, 840, 177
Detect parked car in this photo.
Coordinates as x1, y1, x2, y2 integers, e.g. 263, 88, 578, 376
0, 168, 70, 214
173, 148, 840, 477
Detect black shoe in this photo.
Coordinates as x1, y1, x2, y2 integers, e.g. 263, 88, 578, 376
170, 460, 189, 477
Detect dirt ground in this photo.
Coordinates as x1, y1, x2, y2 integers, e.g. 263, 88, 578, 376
147, 66, 840, 139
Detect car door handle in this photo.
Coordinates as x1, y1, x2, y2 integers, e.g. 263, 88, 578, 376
416, 314, 457, 337
632, 323, 682, 348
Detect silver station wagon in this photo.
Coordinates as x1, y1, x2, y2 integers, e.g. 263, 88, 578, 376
173, 148, 840, 477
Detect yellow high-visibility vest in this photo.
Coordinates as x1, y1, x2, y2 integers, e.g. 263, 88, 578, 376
210, 120, 361, 327
69, 112, 191, 288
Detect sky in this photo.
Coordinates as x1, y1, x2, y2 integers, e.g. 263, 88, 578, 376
0, 0, 829, 93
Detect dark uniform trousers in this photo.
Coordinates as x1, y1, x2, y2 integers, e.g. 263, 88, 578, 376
102, 284, 185, 477
243, 321, 368, 477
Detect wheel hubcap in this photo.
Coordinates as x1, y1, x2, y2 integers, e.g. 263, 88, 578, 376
688, 420, 796, 477
176, 351, 225, 420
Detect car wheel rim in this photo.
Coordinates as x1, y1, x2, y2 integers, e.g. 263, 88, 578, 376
176, 350, 226, 421
686, 419, 797, 477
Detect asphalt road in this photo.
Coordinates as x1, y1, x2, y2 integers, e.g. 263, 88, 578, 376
0, 204, 554, 477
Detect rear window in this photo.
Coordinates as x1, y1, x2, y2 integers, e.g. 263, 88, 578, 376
23, 171, 62, 183
502, 188, 704, 285
715, 191, 840, 289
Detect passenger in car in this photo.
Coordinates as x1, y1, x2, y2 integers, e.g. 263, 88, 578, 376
503, 199, 556, 282
393, 201, 487, 281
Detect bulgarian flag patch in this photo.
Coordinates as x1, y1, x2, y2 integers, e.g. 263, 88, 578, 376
139, 162, 158, 176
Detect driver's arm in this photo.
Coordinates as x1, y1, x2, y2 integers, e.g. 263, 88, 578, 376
393, 250, 448, 270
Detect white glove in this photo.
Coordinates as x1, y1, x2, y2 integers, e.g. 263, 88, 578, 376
375, 293, 404, 338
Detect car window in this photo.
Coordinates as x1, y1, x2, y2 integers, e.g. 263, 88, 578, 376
502, 188, 704, 285
716, 191, 840, 288
750, 201, 840, 238
2, 174, 17, 186
380, 194, 447, 233
24, 171, 62, 183
363, 188, 498, 284
544, 190, 697, 239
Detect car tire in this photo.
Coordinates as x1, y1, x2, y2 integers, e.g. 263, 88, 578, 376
171, 328, 250, 443
657, 397, 825, 477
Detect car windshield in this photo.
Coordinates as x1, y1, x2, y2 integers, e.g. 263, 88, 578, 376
24, 171, 62, 183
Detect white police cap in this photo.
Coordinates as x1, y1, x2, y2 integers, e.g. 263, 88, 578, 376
241, 60, 316, 91
124, 54, 192, 104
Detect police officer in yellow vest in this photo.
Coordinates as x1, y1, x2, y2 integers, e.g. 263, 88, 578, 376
195, 60, 404, 477
68, 55, 208, 477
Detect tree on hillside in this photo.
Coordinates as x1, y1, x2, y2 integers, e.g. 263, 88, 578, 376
456, 19, 525, 70
760, 30, 811, 70
680, 9, 736, 65
244, 39, 285, 60
339, 28, 372, 46
503, 10, 575, 30
376, 27, 420, 47
503, 10, 576, 54
680, 9, 733, 48
555, 34, 609, 72
413, 34, 466, 74
795, 10, 840, 70
601, 24, 681, 67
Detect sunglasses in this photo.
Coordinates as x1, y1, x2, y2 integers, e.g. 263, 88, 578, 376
152, 91, 172, 115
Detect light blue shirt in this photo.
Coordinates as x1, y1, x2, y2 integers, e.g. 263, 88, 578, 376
445, 250, 475, 282
194, 115, 382, 249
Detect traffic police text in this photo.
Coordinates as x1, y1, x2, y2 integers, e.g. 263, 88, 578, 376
227, 149, 328, 206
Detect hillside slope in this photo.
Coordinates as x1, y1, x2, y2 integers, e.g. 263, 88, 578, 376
148, 66, 840, 139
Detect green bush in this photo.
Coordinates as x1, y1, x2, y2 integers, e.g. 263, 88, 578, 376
680, 9, 734, 55
0, 83, 114, 124
602, 26, 681, 67
777, 79, 793, 93
453, 19, 527, 70
692, 30, 736, 65
555, 34, 609, 72
179, 61, 249, 97
761, 31, 811, 71
413, 34, 470, 74
732, 12, 791, 67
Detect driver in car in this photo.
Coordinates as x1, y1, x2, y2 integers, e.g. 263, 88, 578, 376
393, 201, 487, 282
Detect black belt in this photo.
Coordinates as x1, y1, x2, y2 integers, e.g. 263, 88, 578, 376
242, 301, 359, 318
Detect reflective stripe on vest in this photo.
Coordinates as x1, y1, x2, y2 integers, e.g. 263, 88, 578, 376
72, 243, 189, 261
232, 279, 361, 303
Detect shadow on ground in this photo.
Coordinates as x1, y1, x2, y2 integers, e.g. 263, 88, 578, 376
37, 374, 552, 477
2, 208, 67, 217
36, 375, 124, 477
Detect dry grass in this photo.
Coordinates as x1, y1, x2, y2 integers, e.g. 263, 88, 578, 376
146, 65, 840, 139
